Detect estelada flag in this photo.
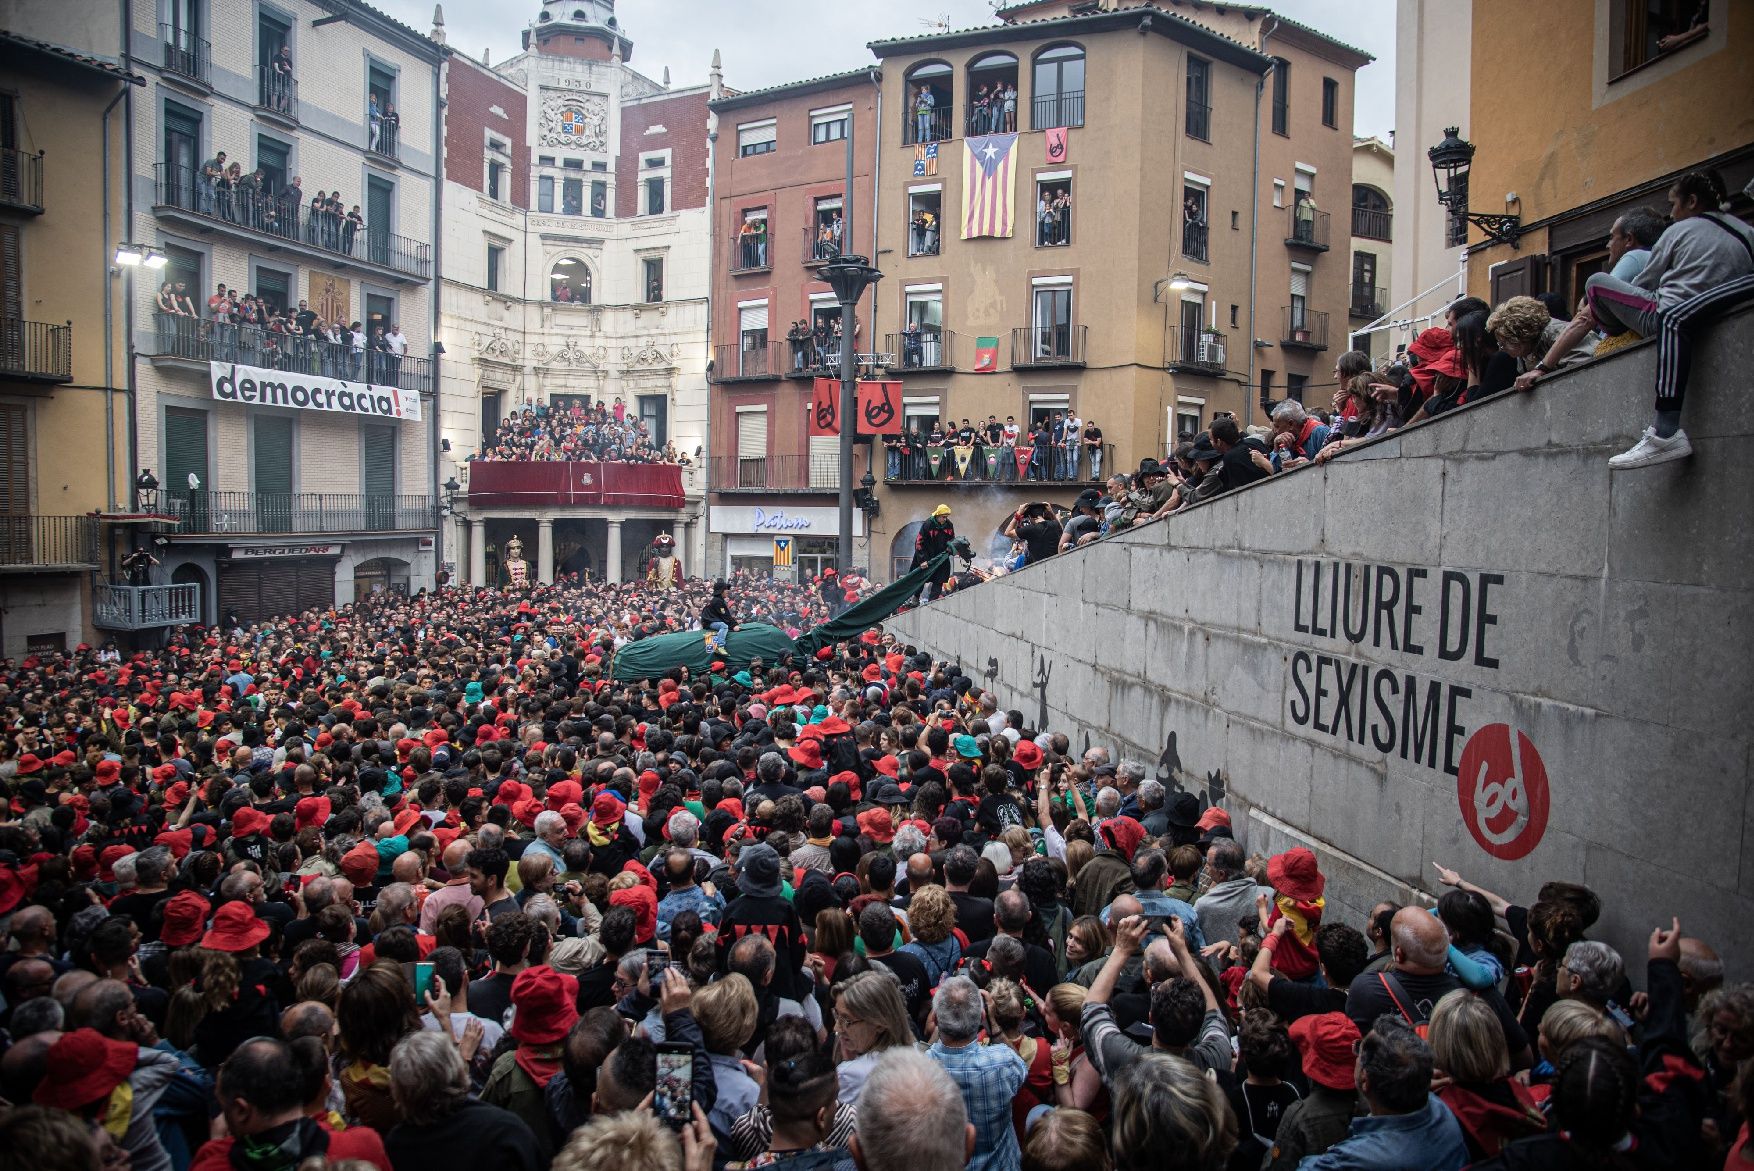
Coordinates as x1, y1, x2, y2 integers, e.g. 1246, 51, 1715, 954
856, 380, 903, 436
808, 377, 839, 437
961, 132, 1017, 239
973, 336, 999, 373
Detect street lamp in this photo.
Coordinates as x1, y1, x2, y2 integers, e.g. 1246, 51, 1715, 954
1427, 127, 1521, 249
820, 252, 883, 574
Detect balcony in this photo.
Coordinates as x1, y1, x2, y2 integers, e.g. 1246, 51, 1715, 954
1287, 203, 1331, 252
149, 325, 432, 396
884, 442, 1112, 485
803, 227, 843, 267
1, 319, 72, 384
780, 336, 850, 380
1185, 99, 1211, 142
256, 67, 299, 123
0, 148, 45, 214
1350, 283, 1386, 320
464, 461, 686, 510
708, 454, 852, 494
1351, 205, 1392, 242
885, 328, 953, 373
159, 24, 210, 88
1282, 307, 1330, 351
370, 118, 399, 163
0, 515, 98, 570
1165, 326, 1227, 375
1182, 219, 1209, 263
153, 164, 430, 282
1031, 91, 1084, 130
94, 583, 201, 631
712, 342, 782, 383
907, 213, 942, 258
904, 107, 952, 146
156, 490, 437, 535
730, 232, 771, 274
1011, 324, 1087, 368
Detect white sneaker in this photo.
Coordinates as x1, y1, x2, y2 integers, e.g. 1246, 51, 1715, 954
1609, 427, 1692, 470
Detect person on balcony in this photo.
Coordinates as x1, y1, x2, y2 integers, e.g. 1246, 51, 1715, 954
1294, 191, 1319, 242
199, 150, 226, 214
369, 94, 383, 149
269, 45, 293, 114
902, 320, 923, 369
914, 84, 936, 143
1084, 418, 1104, 481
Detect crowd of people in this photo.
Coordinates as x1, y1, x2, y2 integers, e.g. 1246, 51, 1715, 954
155, 283, 414, 388
0, 563, 1741, 1171
883, 414, 1105, 484
177, 150, 380, 264
966, 81, 1019, 136
471, 402, 689, 466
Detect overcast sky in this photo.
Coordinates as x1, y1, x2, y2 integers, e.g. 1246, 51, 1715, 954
393, 0, 1396, 140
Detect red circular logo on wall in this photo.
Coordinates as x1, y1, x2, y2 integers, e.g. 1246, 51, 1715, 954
1456, 724, 1551, 861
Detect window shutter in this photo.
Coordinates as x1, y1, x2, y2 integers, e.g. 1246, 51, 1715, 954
253, 416, 293, 494
0, 403, 27, 516
0, 225, 21, 321
739, 304, 768, 332
1290, 268, 1310, 298
736, 410, 767, 459
808, 436, 839, 489
362, 427, 396, 497
164, 407, 208, 491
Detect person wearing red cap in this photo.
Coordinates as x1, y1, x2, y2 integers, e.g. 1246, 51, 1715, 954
192, 902, 284, 1068
1268, 1013, 1364, 1168
1263, 847, 1328, 982
34, 1027, 182, 1171
480, 964, 579, 1164
191, 1037, 390, 1171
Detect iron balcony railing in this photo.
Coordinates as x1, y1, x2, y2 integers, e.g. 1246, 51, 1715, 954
159, 23, 210, 86
370, 116, 399, 160
1287, 203, 1332, 251
1185, 99, 1211, 142
1282, 306, 1330, 350
731, 232, 771, 273
803, 226, 843, 266
257, 66, 299, 120
152, 323, 432, 394
908, 214, 942, 257
1183, 218, 1209, 263
1166, 326, 1227, 374
1350, 283, 1387, 319
1351, 206, 1392, 242
966, 98, 1018, 137
884, 441, 1112, 485
904, 106, 952, 146
708, 454, 858, 493
1011, 323, 1087, 368
1031, 90, 1084, 130
0, 515, 98, 568
93, 583, 201, 630
885, 329, 953, 372
712, 342, 781, 382
780, 333, 851, 377
157, 490, 437, 535
0, 147, 45, 214
153, 163, 430, 280
1, 318, 73, 382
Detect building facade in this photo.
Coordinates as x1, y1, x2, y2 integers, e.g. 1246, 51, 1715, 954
437, 0, 710, 586
0, 33, 139, 656
1388, 0, 1470, 337
1348, 134, 1394, 362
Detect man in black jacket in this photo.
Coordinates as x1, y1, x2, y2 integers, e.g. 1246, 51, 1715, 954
911, 505, 956, 602
700, 580, 736, 650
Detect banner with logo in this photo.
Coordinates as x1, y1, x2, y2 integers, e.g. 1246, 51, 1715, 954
808, 377, 839, 437
1045, 126, 1068, 164
855, 380, 903, 436
1015, 446, 1033, 477
926, 447, 945, 479
209, 361, 421, 421
953, 445, 974, 478
972, 336, 999, 373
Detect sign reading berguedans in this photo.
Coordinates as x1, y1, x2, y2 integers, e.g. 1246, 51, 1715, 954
208, 361, 422, 422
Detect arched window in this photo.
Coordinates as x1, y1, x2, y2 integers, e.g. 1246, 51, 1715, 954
549, 257, 592, 303
1032, 43, 1085, 129
966, 51, 1018, 136
1351, 184, 1392, 241
904, 61, 953, 145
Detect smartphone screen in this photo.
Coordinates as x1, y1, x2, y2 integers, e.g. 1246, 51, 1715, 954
653, 1043, 693, 1127
402, 961, 435, 1003
646, 949, 669, 982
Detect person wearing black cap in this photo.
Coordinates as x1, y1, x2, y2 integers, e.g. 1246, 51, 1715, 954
701, 581, 737, 651
1002, 503, 1063, 567
1059, 489, 1104, 552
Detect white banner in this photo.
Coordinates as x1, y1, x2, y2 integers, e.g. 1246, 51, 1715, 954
209, 361, 422, 422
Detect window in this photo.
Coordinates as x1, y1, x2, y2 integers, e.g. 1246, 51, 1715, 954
257, 14, 291, 113
638, 394, 667, 446
1612, 0, 1710, 78
807, 435, 839, 489
907, 187, 942, 257
734, 207, 769, 270
163, 104, 202, 207
902, 398, 940, 437
903, 61, 953, 145
590, 180, 607, 218
1289, 264, 1310, 331
486, 139, 507, 201
1287, 373, 1308, 402
1352, 252, 1379, 316
1270, 57, 1290, 136
642, 256, 664, 303
1231, 209, 1239, 230
645, 176, 666, 215
1321, 77, 1339, 128
486, 243, 503, 292
1186, 55, 1211, 140
1035, 175, 1072, 247
643, 155, 665, 170
737, 119, 776, 157
810, 105, 850, 145
255, 266, 291, 315
561, 176, 583, 215
365, 175, 393, 265
737, 301, 769, 376
561, 158, 584, 169
903, 287, 944, 368
1182, 181, 1208, 262
1260, 369, 1274, 400
809, 196, 843, 262
538, 175, 555, 213
1352, 184, 1392, 241
255, 135, 289, 197
1031, 44, 1085, 129
549, 258, 590, 303
1229, 304, 1239, 328
1176, 406, 1202, 443
736, 406, 768, 487
967, 52, 1019, 136
1031, 281, 1073, 360
367, 63, 397, 156
538, 155, 555, 166
590, 160, 607, 171
1273, 179, 1286, 208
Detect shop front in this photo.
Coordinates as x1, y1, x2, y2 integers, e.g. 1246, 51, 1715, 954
708, 505, 863, 580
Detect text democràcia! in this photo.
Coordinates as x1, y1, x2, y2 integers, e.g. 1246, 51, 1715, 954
211, 364, 412, 419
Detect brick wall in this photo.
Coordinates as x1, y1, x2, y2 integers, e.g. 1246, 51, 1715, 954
615, 89, 709, 218
445, 56, 530, 208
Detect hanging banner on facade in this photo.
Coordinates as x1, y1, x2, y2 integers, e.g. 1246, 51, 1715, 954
952, 445, 975, 478
1044, 126, 1068, 164
808, 377, 839, 437
1014, 446, 1033, 477
209, 361, 422, 421
855, 380, 903, 436
972, 336, 1000, 373
961, 133, 1017, 239
926, 447, 945, 478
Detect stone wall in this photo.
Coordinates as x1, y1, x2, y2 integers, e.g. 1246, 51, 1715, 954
891, 308, 1754, 973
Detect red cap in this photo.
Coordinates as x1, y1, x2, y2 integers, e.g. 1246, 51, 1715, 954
160, 891, 211, 947
856, 808, 895, 844
295, 796, 332, 830
1196, 807, 1232, 833
872, 755, 899, 778
16, 754, 44, 775
816, 715, 851, 736
230, 807, 271, 839
608, 884, 658, 945
1012, 741, 1044, 771
1267, 847, 1326, 903
546, 779, 583, 810
33, 1029, 139, 1110
340, 840, 380, 886
508, 965, 580, 1045
788, 740, 823, 770
1290, 1012, 1360, 1090
200, 901, 270, 953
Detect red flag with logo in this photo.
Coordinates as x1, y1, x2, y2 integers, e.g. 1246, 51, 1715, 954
1045, 126, 1068, 165
973, 336, 999, 373
1015, 446, 1033, 477
808, 377, 839, 437
855, 380, 903, 436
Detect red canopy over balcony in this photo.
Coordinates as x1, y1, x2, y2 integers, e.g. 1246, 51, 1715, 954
465, 461, 685, 509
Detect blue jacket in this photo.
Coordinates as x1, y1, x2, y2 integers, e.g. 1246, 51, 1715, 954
1298, 1096, 1468, 1170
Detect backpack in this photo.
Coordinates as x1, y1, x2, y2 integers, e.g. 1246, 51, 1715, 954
1378, 971, 1431, 1040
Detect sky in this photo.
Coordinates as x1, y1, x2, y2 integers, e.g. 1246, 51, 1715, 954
390, 0, 1397, 141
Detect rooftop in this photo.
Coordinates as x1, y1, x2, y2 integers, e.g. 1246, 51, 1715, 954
867, 3, 1272, 73
708, 67, 877, 114
0, 30, 145, 83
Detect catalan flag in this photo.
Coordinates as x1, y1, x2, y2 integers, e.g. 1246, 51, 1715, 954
961, 132, 1017, 239
912, 142, 937, 177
